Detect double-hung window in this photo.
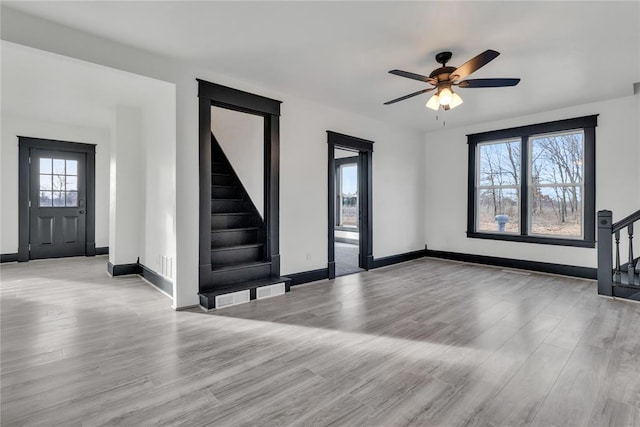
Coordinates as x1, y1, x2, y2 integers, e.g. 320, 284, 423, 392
467, 115, 597, 247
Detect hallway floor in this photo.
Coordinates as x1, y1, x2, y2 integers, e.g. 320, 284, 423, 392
2, 256, 640, 426
335, 242, 364, 277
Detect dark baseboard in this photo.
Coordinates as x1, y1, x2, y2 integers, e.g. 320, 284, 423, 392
426, 249, 597, 280
0, 253, 19, 263
95, 247, 109, 255
139, 263, 173, 297
107, 260, 173, 297
371, 249, 427, 269
107, 261, 141, 276
288, 268, 329, 286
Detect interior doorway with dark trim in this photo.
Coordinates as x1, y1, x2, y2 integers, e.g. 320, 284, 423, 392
18, 137, 96, 262
327, 131, 373, 279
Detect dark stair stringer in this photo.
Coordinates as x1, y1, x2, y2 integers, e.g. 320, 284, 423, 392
199, 133, 290, 309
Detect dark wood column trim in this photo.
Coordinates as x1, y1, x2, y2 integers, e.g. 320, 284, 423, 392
327, 143, 336, 279
198, 97, 213, 287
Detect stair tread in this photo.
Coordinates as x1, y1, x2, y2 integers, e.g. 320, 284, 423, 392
200, 276, 291, 297
613, 271, 640, 287
210, 243, 263, 252
211, 212, 252, 216
211, 227, 260, 233
211, 260, 272, 272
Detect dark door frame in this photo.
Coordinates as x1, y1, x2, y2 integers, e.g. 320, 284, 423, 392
327, 131, 374, 279
197, 79, 282, 290
18, 136, 96, 262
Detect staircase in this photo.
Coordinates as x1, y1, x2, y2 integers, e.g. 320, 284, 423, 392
199, 134, 290, 310
597, 209, 640, 301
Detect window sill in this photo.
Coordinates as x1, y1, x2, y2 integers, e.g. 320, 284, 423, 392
466, 231, 595, 248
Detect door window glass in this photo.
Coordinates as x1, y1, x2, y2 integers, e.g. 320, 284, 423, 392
39, 158, 79, 207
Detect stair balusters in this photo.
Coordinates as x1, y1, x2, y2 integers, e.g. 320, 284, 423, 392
629, 223, 635, 278
597, 209, 640, 297
614, 230, 621, 282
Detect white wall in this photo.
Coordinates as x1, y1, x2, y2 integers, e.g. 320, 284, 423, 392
140, 98, 177, 280
1, 8, 425, 307
211, 106, 264, 218
279, 95, 425, 274
0, 116, 110, 253
109, 106, 142, 265
424, 94, 640, 268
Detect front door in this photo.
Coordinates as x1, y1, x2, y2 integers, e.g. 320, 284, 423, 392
29, 149, 87, 259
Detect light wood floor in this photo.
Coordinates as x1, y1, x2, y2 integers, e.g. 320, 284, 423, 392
2, 256, 640, 426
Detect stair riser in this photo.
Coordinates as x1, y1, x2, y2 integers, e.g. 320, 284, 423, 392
211, 215, 253, 229
210, 263, 272, 287
211, 246, 262, 267
211, 229, 259, 248
212, 174, 233, 185
212, 200, 247, 213
211, 161, 229, 171
212, 186, 240, 199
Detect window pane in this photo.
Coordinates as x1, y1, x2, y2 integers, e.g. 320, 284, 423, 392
341, 165, 357, 195
478, 140, 520, 186
39, 174, 52, 190
52, 175, 65, 191
66, 191, 78, 207
53, 159, 65, 174
39, 191, 52, 207
530, 131, 584, 186
340, 164, 358, 227
52, 192, 65, 207
477, 188, 520, 233
66, 176, 78, 191
530, 186, 582, 237
66, 160, 78, 176
341, 196, 358, 227
40, 158, 52, 174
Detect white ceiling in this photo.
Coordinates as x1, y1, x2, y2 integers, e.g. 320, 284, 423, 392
3, 1, 639, 131
1, 42, 173, 129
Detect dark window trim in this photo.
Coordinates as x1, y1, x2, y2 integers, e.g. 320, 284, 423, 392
17, 136, 97, 261
467, 115, 597, 248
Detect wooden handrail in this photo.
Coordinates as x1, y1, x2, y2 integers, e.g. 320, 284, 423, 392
612, 209, 640, 233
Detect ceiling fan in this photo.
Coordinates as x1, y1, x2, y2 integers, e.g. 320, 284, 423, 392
384, 50, 520, 110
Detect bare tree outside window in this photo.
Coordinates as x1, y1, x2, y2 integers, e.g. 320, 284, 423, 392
477, 140, 520, 233
529, 131, 584, 237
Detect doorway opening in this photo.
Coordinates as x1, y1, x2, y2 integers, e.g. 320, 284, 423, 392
334, 151, 362, 276
327, 131, 373, 279
197, 79, 282, 293
18, 137, 96, 261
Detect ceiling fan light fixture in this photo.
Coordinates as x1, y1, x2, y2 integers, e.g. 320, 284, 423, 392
449, 92, 464, 109
438, 87, 453, 106
426, 94, 440, 110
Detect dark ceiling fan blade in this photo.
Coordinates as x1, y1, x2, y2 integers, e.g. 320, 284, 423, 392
389, 70, 437, 84
457, 78, 520, 88
384, 87, 434, 105
449, 49, 500, 81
